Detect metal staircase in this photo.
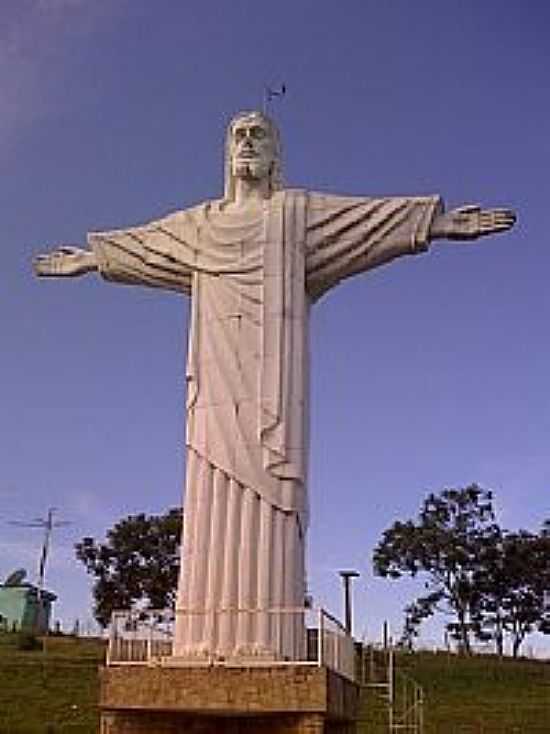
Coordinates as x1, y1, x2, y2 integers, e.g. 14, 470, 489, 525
358, 644, 424, 733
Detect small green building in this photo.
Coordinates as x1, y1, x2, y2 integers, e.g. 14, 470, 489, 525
0, 572, 57, 633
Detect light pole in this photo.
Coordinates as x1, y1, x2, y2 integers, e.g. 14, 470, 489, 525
339, 570, 360, 635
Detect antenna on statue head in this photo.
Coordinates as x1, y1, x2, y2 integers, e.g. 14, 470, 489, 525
263, 83, 286, 116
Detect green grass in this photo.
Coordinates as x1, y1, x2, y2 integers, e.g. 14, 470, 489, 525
0, 633, 104, 734
1, 634, 548, 733
359, 650, 550, 734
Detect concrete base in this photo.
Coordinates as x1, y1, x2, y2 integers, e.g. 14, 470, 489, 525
99, 664, 359, 733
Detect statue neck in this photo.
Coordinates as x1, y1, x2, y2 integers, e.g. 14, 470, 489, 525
229, 176, 271, 211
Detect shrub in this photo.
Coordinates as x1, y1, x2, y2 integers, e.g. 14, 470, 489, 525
16, 632, 43, 651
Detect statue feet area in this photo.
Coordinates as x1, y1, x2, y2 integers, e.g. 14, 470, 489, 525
167, 642, 283, 665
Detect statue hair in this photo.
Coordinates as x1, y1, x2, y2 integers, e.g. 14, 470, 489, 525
224, 110, 283, 201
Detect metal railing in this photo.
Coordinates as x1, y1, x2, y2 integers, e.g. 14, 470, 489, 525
107, 609, 173, 665
360, 644, 424, 733
107, 606, 356, 681
318, 607, 356, 681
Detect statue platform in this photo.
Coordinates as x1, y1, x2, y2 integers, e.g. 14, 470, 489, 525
99, 662, 360, 733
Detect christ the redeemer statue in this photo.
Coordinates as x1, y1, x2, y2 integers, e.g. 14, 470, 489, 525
35, 111, 515, 662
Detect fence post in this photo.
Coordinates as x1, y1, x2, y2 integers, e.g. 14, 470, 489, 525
388, 645, 394, 731
318, 608, 324, 667
146, 621, 152, 661
418, 683, 424, 734
107, 612, 117, 665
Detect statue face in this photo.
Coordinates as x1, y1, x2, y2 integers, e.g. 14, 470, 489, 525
230, 117, 276, 182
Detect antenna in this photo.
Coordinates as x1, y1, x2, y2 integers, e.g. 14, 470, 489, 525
263, 83, 286, 115
8, 507, 71, 594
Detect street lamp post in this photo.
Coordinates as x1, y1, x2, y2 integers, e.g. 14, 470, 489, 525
339, 570, 360, 635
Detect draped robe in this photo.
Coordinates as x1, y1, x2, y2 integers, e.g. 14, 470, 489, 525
89, 189, 441, 660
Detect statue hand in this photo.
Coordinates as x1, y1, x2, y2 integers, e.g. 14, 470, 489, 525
33, 246, 97, 277
432, 205, 516, 241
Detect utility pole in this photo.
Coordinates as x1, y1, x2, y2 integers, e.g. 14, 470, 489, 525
339, 570, 360, 635
8, 507, 71, 594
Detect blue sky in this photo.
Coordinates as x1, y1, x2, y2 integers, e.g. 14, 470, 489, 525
1, 0, 549, 653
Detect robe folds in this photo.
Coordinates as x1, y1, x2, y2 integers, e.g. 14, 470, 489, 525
89, 190, 441, 660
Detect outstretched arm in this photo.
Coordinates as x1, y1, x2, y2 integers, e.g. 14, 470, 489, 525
34, 246, 98, 278
430, 205, 516, 242
34, 211, 195, 294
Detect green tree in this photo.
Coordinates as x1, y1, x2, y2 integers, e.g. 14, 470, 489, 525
477, 526, 550, 657
397, 600, 430, 652
373, 484, 498, 654
75, 508, 182, 627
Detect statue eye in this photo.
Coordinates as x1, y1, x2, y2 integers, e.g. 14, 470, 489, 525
251, 127, 266, 140
234, 129, 246, 141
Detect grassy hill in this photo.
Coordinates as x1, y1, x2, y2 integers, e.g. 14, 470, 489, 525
0, 634, 104, 734
0, 634, 548, 733
360, 649, 550, 734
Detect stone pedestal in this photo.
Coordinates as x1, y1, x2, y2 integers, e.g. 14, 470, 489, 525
99, 664, 359, 733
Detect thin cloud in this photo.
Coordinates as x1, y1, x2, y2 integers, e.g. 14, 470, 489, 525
0, 485, 17, 498
0, 1, 122, 154
36, 0, 90, 8
0, 534, 79, 580
68, 488, 105, 519
0, 538, 38, 576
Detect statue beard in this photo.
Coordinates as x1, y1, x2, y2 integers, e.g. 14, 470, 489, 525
233, 159, 271, 183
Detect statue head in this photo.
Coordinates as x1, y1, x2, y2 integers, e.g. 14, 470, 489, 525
224, 111, 283, 201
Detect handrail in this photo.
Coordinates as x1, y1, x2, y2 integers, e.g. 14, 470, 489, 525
107, 605, 357, 681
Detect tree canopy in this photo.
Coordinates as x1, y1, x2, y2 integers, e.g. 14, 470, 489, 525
476, 528, 550, 656
373, 484, 550, 656
75, 508, 182, 627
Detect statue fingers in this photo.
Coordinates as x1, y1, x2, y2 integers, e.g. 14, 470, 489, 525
493, 214, 516, 231
495, 209, 517, 227
489, 208, 514, 219
33, 254, 57, 276
33, 250, 69, 275
481, 208, 515, 221
479, 209, 516, 231
33, 256, 45, 274
477, 215, 515, 235
495, 207, 516, 219
492, 220, 515, 233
